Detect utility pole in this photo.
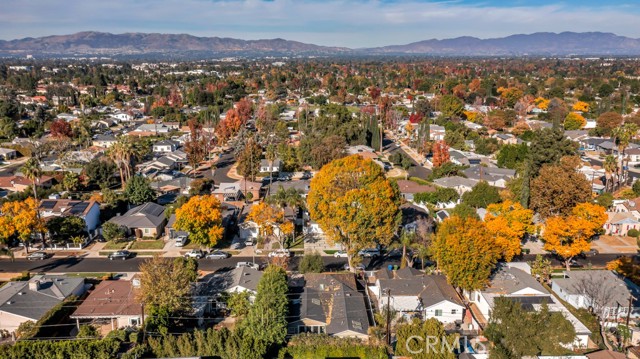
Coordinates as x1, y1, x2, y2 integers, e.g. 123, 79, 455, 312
386, 289, 392, 346
141, 302, 146, 343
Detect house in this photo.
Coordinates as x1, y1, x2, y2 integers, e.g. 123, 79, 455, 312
373, 268, 464, 324
0, 148, 17, 161
628, 148, 640, 165
0, 275, 85, 333
0, 175, 54, 193
260, 159, 283, 173
108, 202, 166, 238
152, 139, 180, 153
112, 112, 133, 122
236, 179, 264, 201
289, 273, 370, 339
225, 267, 263, 297
585, 350, 626, 359
396, 180, 435, 202
92, 134, 117, 149
466, 263, 591, 349
40, 199, 101, 231
212, 182, 243, 202
432, 176, 477, 194
429, 125, 446, 141
552, 270, 640, 322
462, 166, 516, 188
493, 133, 518, 145
603, 211, 640, 236
400, 202, 431, 233
71, 280, 144, 330
267, 180, 310, 198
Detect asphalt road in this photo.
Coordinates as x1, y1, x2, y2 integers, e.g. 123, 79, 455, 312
209, 152, 236, 183
383, 139, 433, 179
0, 253, 631, 274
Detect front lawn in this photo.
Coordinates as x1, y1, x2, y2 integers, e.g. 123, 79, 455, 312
129, 240, 165, 250
103, 241, 128, 250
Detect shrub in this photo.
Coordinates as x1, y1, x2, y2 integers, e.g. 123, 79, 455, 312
299, 252, 324, 273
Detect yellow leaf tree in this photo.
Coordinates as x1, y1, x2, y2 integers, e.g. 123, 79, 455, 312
432, 215, 500, 290
484, 200, 535, 261
307, 155, 401, 270
572, 101, 590, 113
564, 112, 586, 130
542, 202, 606, 270
174, 195, 224, 248
0, 198, 45, 251
246, 202, 294, 249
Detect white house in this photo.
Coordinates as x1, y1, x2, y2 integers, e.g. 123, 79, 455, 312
0, 148, 17, 161
260, 159, 282, 173
153, 139, 180, 153
112, 112, 133, 122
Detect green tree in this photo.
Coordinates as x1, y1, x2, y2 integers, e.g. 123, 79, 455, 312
449, 203, 480, 220
414, 187, 460, 205
395, 318, 458, 359
227, 291, 251, 318
528, 128, 578, 177
299, 252, 324, 273
438, 95, 464, 118
497, 144, 529, 169
85, 159, 116, 188
529, 254, 552, 283
77, 324, 100, 339
102, 222, 127, 242
46, 216, 86, 242
461, 181, 501, 208
236, 136, 262, 181
21, 157, 42, 200
137, 255, 198, 314
485, 298, 576, 358
62, 171, 79, 191
124, 175, 156, 205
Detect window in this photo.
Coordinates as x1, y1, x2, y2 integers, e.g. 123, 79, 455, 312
451, 309, 457, 315
298, 325, 325, 334
435, 309, 443, 316
144, 228, 150, 234
130, 318, 140, 326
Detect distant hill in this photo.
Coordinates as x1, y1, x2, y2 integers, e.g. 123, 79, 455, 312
365, 32, 640, 56
1, 31, 640, 58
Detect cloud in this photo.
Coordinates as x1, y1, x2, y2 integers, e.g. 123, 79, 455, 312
0, 0, 639, 47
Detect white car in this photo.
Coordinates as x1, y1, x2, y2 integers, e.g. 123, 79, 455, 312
184, 249, 204, 259
333, 250, 348, 258
358, 248, 380, 258
175, 236, 187, 247
268, 249, 292, 258
236, 261, 261, 270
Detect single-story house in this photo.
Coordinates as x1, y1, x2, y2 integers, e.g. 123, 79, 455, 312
108, 202, 166, 238
213, 182, 243, 203
260, 159, 282, 173
40, 199, 101, 231
71, 280, 144, 330
91, 134, 117, 149
152, 139, 180, 153
373, 267, 464, 324
603, 211, 640, 236
289, 273, 370, 340
432, 176, 477, 194
0, 175, 54, 193
396, 180, 435, 202
0, 275, 85, 333
552, 270, 640, 322
0, 148, 18, 161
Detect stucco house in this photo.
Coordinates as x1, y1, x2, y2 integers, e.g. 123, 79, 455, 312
71, 280, 144, 330
108, 202, 166, 238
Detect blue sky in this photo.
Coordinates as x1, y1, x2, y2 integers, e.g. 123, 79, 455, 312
1, 0, 639, 47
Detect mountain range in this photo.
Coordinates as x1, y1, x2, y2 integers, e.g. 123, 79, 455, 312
1, 31, 640, 58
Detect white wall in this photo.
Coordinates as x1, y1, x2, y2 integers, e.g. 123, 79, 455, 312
424, 300, 465, 324
0, 311, 34, 333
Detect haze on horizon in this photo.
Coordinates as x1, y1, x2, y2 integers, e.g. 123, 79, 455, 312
1, 0, 640, 48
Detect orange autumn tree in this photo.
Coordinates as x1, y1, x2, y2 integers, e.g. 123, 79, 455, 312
432, 140, 450, 168
246, 202, 294, 249
572, 101, 590, 113
543, 202, 607, 270
174, 195, 224, 248
307, 155, 401, 271
0, 198, 45, 251
484, 200, 535, 261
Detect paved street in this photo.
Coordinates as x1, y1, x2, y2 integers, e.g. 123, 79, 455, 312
0, 253, 630, 274
209, 151, 237, 183
383, 137, 433, 179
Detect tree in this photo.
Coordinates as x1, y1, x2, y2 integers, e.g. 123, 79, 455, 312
307, 155, 401, 270
137, 255, 198, 314
449, 203, 480, 220
124, 175, 156, 205
543, 203, 607, 270
21, 157, 42, 200
174, 195, 224, 248
438, 95, 464, 118
102, 222, 127, 242
497, 144, 528, 169
530, 157, 591, 218
431, 140, 450, 168
596, 112, 623, 136
46, 216, 86, 242
461, 181, 501, 208
299, 252, 324, 273
484, 200, 534, 261
240, 265, 289, 355
184, 119, 210, 173
572, 101, 590, 113
633, 180, 640, 196
84, 159, 116, 188
62, 171, 79, 191
15, 321, 37, 339
50, 119, 73, 138
395, 318, 457, 359
564, 112, 586, 130
530, 254, 552, 283
528, 128, 578, 177
485, 298, 576, 358
188, 178, 215, 196
431, 215, 500, 290
77, 324, 100, 339
414, 187, 459, 205
227, 291, 251, 318
0, 198, 45, 252
236, 137, 262, 181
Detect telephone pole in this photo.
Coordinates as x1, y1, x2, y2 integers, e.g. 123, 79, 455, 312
141, 302, 146, 343
386, 289, 392, 346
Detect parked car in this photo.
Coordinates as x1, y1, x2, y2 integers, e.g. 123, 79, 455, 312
175, 235, 188, 247
206, 250, 230, 260
184, 249, 205, 259
358, 248, 380, 258
236, 261, 261, 270
343, 263, 366, 271
268, 249, 292, 258
581, 249, 599, 257
333, 250, 348, 258
26, 251, 49, 261
244, 238, 255, 246
108, 250, 131, 260
230, 241, 244, 250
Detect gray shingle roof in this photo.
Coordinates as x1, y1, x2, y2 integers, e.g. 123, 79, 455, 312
229, 267, 263, 292
109, 202, 165, 229
378, 273, 463, 308
553, 270, 640, 309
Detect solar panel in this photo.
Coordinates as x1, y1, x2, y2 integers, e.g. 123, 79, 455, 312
41, 201, 56, 209
70, 203, 89, 214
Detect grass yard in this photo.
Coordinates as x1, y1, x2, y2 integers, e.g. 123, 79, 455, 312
129, 240, 165, 250
103, 241, 129, 250
324, 250, 339, 255
64, 272, 112, 279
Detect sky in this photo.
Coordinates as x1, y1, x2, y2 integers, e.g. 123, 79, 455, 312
1, 0, 640, 48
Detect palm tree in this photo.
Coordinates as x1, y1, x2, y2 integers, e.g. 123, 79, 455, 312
603, 155, 618, 192
411, 243, 431, 270
21, 157, 42, 200
265, 144, 277, 191
613, 123, 638, 186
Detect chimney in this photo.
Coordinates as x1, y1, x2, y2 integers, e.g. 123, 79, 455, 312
28, 280, 40, 291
